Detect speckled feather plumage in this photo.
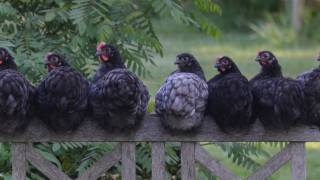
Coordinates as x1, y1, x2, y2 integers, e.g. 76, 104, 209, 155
0, 61, 35, 134
90, 44, 149, 129
90, 68, 149, 129
156, 73, 208, 130
37, 66, 89, 132
155, 53, 208, 131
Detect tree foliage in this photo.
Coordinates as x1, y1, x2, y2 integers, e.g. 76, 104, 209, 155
0, 0, 220, 82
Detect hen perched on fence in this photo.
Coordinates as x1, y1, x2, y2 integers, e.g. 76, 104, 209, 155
250, 51, 306, 130
207, 56, 254, 132
36, 53, 89, 132
0, 48, 35, 134
89, 42, 150, 130
155, 53, 208, 131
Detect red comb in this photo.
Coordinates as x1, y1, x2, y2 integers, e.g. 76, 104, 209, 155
97, 42, 106, 51
46, 52, 54, 56
45, 52, 54, 59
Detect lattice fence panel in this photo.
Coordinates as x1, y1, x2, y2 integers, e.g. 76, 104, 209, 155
7, 115, 310, 180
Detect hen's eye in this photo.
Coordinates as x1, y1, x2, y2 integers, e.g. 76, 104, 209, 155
52, 56, 59, 62
0, 50, 5, 56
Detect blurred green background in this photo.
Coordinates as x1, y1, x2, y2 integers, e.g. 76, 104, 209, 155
1, 0, 320, 179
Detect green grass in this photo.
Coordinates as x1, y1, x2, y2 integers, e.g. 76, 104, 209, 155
143, 19, 320, 179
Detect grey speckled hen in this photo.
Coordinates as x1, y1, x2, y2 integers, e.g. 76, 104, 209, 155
89, 42, 149, 129
0, 48, 35, 134
155, 53, 208, 131
36, 53, 89, 132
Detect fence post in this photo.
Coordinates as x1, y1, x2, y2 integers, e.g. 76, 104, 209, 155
181, 142, 196, 180
12, 143, 27, 180
152, 142, 165, 180
291, 142, 306, 180
121, 142, 136, 180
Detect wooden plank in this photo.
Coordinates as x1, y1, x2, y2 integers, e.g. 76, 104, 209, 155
77, 145, 121, 180
12, 143, 26, 180
152, 142, 165, 180
121, 142, 136, 180
291, 142, 306, 180
181, 142, 195, 180
0, 115, 319, 142
195, 144, 240, 180
247, 144, 292, 180
26, 144, 71, 180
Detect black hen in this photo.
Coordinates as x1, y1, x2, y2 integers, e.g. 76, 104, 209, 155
250, 51, 305, 130
207, 56, 254, 132
297, 53, 320, 81
89, 42, 149, 129
0, 48, 35, 134
297, 53, 320, 126
155, 53, 208, 131
36, 53, 89, 132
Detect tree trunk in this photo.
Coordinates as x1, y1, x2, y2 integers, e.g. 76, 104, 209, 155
291, 0, 304, 33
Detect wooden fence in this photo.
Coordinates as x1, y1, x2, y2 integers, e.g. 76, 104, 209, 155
5, 114, 317, 180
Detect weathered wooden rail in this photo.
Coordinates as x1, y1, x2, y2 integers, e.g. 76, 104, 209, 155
5, 114, 316, 180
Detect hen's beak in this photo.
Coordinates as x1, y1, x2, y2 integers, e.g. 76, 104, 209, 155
214, 63, 221, 68
43, 52, 53, 65
43, 58, 49, 66
96, 51, 102, 56
255, 56, 261, 62
174, 57, 180, 65
317, 54, 320, 61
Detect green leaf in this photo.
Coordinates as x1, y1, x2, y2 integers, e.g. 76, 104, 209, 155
52, 143, 61, 152
78, 21, 87, 35
0, 40, 14, 47
45, 12, 56, 22
36, 149, 62, 169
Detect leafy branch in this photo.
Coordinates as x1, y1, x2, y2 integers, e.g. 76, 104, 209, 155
0, 0, 220, 82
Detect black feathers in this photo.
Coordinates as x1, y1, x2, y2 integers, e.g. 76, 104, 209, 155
155, 53, 208, 130
0, 46, 317, 133
250, 51, 306, 130
297, 54, 320, 126
0, 48, 35, 134
89, 42, 149, 129
36, 53, 89, 132
207, 56, 254, 132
